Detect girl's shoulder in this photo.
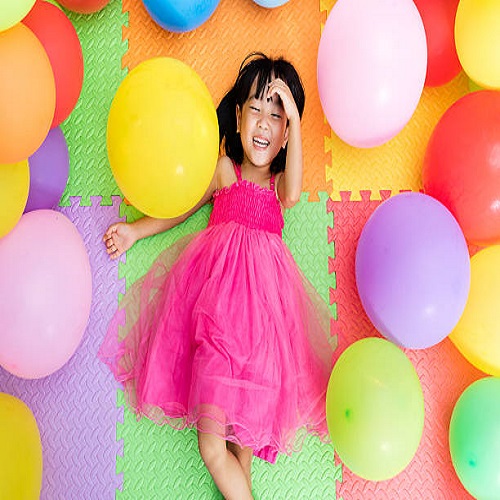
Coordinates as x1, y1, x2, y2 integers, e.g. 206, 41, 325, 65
215, 155, 238, 190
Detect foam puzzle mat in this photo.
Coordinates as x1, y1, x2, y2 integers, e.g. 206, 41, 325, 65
0, 0, 486, 498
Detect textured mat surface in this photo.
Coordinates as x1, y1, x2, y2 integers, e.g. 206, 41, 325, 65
59, 2, 127, 207
327, 195, 483, 499
0, 0, 483, 498
0, 197, 124, 499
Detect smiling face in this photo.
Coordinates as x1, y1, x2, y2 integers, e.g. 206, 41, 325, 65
236, 80, 289, 170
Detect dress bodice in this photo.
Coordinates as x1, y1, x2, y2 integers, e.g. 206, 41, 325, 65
207, 164, 284, 236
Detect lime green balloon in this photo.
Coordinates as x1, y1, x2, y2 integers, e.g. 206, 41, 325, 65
449, 377, 500, 499
0, 0, 36, 31
326, 337, 424, 481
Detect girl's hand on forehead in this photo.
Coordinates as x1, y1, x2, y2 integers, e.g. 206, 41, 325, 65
267, 78, 300, 124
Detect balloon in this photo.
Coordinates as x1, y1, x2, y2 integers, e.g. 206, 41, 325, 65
326, 337, 424, 481
107, 57, 219, 218
253, 0, 290, 7
355, 192, 470, 349
0, 0, 35, 31
0, 210, 92, 379
0, 393, 42, 498
422, 91, 500, 246
317, 0, 427, 148
23, 0, 84, 128
0, 161, 30, 238
0, 23, 56, 164
56, 0, 110, 14
449, 377, 500, 499
449, 247, 500, 376
455, 0, 500, 89
142, 0, 220, 32
25, 127, 69, 212
413, 0, 462, 87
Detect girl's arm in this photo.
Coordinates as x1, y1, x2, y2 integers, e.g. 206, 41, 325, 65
104, 162, 220, 260
268, 79, 303, 209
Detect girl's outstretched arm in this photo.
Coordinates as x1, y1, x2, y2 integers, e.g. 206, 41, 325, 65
268, 79, 303, 209
104, 163, 220, 260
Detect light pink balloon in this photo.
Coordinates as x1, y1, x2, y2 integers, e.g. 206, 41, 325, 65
317, 0, 427, 148
0, 210, 92, 379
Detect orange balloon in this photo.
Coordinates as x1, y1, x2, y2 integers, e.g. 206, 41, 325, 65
0, 23, 55, 164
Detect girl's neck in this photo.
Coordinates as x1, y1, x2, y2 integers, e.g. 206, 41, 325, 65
240, 159, 272, 186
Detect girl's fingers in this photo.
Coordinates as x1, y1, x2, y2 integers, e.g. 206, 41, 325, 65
103, 225, 117, 241
103, 224, 125, 259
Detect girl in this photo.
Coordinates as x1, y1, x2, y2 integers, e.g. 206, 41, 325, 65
99, 53, 337, 499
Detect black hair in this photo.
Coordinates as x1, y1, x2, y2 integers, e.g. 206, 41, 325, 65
216, 52, 305, 175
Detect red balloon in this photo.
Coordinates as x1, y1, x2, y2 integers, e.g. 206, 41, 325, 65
414, 0, 462, 87
23, 1, 83, 128
423, 91, 500, 246
56, 0, 110, 14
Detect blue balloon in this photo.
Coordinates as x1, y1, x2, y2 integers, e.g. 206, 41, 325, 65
253, 0, 290, 7
142, 0, 220, 33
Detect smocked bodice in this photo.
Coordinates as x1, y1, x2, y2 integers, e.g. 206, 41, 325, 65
208, 175, 284, 236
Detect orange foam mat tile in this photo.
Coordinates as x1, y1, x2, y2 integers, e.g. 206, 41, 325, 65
122, 0, 330, 201
327, 193, 483, 499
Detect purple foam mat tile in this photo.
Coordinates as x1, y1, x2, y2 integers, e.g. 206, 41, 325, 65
0, 196, 125, 499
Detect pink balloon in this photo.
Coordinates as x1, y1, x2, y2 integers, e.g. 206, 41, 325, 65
0, 210, 92, 379
317, 0, 427, 148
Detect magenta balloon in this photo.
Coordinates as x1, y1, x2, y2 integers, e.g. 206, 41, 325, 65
355, 193, 470, 349
25, 127, 69, 213
317, 0, 427, 148
0, 210, 92, 379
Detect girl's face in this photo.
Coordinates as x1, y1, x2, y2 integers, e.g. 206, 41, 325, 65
236, 80, 288, 169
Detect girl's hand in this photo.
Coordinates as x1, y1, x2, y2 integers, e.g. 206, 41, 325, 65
103, 222, 137, 260
267, 78, 300, 124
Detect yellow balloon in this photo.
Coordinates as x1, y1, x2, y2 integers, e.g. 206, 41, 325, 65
450, 246, 500, 376
0, 160, 29, 238
0, 0, 36, 32
455, 0, 500, 89
107, 57, 218, 219
0, 393, 42, 499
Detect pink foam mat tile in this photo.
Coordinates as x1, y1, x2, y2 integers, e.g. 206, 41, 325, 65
0, 196, 125, 499
327, 194, 483, 499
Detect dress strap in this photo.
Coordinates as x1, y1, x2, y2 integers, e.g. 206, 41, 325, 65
269, 174, 276, 191
232, 160, 242, 181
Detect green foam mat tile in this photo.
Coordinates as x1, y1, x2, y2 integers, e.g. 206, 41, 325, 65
117, 192, 340, 499
58, 1, 127, 207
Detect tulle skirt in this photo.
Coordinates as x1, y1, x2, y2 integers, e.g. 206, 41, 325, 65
99, 221, 336, 463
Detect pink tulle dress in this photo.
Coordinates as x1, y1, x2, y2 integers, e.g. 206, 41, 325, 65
99, 161, 336, 463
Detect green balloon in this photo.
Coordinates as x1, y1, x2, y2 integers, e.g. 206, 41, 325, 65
0, 0, 36, 31
326, 337, 424, 481
449, 377, 500, 499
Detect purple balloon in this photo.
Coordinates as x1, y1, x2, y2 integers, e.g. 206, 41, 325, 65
355, 192, 470, 349
25, 127, 69, 213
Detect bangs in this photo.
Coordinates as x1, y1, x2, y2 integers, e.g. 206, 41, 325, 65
252, 67, 273, 100
234, 53, 304, 118
236, 59, 272, 105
